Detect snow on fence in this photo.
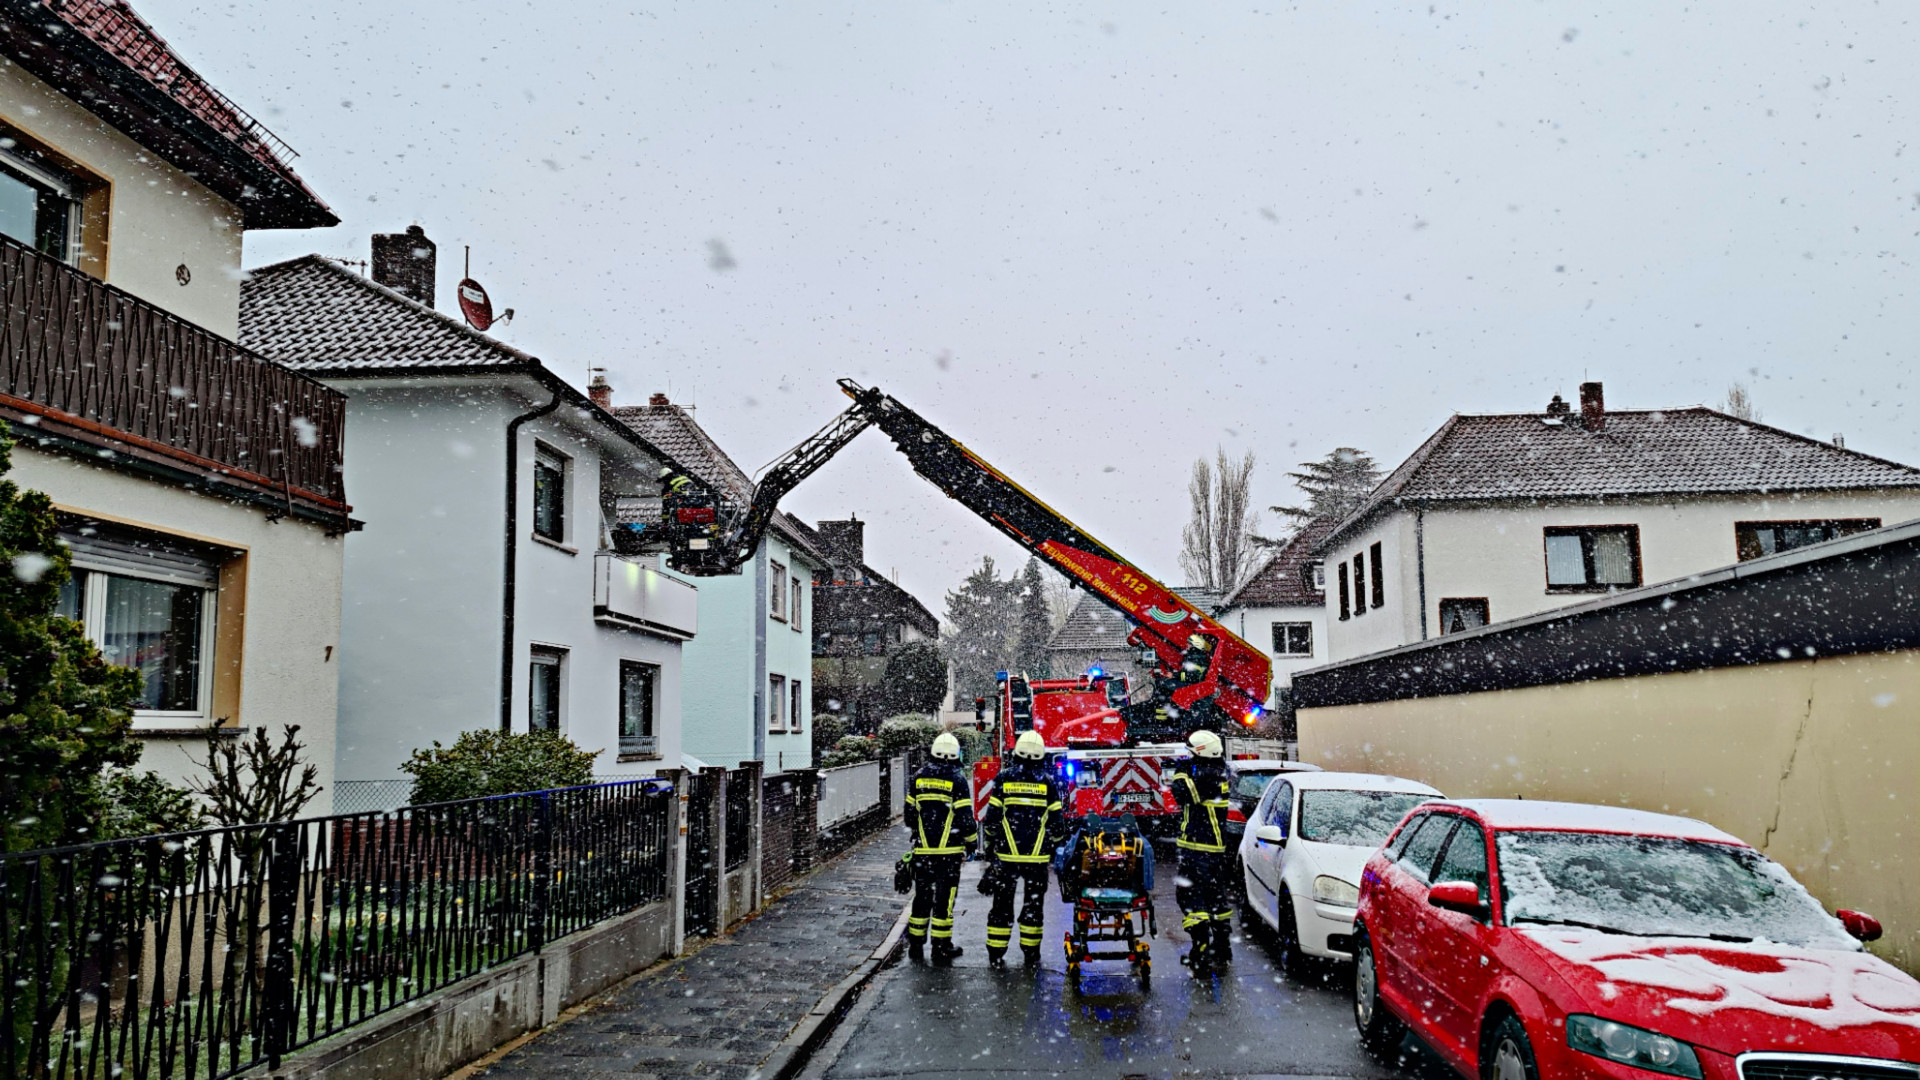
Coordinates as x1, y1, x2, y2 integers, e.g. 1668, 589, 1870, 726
816, 760, 881, 829
886, 754, 907, 821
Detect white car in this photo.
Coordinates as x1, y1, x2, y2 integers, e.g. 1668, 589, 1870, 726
1237, 771, 1441, 962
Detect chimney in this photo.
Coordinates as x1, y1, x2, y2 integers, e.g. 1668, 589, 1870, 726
1579, 381, 1605, 432
649, 392, 671, 407
1545, 394, 1572, 418
371, 225, 436, 306
817, 517, 866, 578
588, 372, 612, 410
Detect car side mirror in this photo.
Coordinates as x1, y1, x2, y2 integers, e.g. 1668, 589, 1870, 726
1428, 880, 1489, 920
1254, 824, 1286, 847
1837, 909, 1883, 943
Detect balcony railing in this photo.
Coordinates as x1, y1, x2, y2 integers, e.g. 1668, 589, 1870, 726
0, 234, 348, 522
594, 552, 699, 640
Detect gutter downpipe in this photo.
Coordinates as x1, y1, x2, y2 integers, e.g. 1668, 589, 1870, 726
501, 389, 566, 731
1415, 505, 1429, 641
752, 543, 769, 765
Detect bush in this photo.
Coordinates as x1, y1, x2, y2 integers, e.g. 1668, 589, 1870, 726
94, 769, 206, 840
401, 729, 601, 804
953, 726, 992, 763
811, 714, 848, 762
819, 734, 879, 769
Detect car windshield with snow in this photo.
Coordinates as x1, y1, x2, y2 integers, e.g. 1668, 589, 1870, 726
1297, 789, 1433, 848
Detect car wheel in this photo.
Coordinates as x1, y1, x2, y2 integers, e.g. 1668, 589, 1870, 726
1273, 885, 1302, 965
1352, 933, 1405, 1056
1482, 1015, 1540, 1080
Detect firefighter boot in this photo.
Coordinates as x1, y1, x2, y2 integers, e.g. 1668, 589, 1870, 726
932, 941, 964, 967
1022, 945, 1041, 967
908, 938, 925, 964
1212, 920, 1234, 965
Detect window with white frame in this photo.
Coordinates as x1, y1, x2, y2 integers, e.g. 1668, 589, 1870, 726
1270, 621, 1313, 657
790, 679, 804, 734
532, 445, 568, 544
770, 560, 788, 620
529, 648, 566, 731
0, 142, 80, 263
620, 660, 658, 756
791, 575, 804, 631
768, 673, 787, 732
56, 524, 221, 719
1543, 525, 1640, 591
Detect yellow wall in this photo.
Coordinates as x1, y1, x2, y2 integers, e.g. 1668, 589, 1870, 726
1299, 649, 1920, 973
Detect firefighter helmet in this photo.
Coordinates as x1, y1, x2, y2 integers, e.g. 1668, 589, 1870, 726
1013, 730, 1047, 760
1187, 730, 1223, 758
931, 732, 962, 760
1187, 633, 1214, 652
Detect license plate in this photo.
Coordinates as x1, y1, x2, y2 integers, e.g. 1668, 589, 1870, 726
1111, 792, 1153, 805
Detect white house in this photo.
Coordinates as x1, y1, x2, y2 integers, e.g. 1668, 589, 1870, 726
0, 0, 347, 804
1216, 517, 1331, 733
1318, 382, 1920, 663
240, 245, 697, 809
611, 392, 827, 772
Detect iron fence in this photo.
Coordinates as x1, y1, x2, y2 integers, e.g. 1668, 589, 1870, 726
0, 780, 672, 1080
724, 772, 752, 872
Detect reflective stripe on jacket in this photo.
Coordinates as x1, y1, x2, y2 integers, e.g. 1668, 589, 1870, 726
1171, 758, 1231, 852
908, 762, 978, 855
979, 760, 1065, 864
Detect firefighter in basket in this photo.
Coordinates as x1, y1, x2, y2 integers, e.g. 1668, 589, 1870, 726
906, 732, 977, 966
979, 730, 1067, 968
1170, 728, 1235, 974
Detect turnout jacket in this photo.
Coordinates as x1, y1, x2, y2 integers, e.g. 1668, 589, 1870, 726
980, 758, 1066, 863
907, 760, 978, 856
1170, 756, 1232, 853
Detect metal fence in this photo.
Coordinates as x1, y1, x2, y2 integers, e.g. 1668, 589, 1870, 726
724, 772, 753, 872
815, 761, 881, 830
0, 780, 672, 1080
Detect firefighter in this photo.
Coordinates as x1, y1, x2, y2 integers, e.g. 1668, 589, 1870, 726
906, 732, 977, 966
979, 729, 1066, 968
1178, 632, 1216, 685
1170, 728, 1235, 973
658, 465, 693, 496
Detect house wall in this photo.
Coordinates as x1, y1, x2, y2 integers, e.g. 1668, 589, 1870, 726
764, 531, 816, 771
11, 444, 343, 810
1297, 648, 1920, 975
1325, 491, 1920, 662
1220, 601, 1329, 696
0, 59, 246, 336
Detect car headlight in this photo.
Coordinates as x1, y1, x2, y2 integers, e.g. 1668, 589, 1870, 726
1566, 1015, 1702, 1079
1312, 875, 1360, 907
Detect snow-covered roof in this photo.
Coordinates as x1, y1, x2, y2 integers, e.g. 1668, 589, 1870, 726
1284, 771, 1442, 795
1224, 518, 1332, 609
1438, 799, 1746, 844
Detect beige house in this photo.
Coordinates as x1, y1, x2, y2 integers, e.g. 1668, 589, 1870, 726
1319, 382, 1920, 664
0, 2, 347, 803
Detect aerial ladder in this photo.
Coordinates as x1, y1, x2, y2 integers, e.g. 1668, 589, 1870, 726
645, 379, 1272, 741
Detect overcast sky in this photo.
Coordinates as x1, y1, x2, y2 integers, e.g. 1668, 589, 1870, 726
149, 0, 1920, 609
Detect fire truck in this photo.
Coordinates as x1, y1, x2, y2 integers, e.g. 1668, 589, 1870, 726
643, 380, 1273, 832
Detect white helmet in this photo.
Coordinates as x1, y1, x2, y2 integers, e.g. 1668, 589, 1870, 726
931, 732, 962, 761
1187, 730, 1223, 758
1013, 730, 1047, 760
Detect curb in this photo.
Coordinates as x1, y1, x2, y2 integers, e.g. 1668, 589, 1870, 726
755, 901, 912, 1080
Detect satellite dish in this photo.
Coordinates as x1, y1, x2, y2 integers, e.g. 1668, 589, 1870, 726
458, 277, 495, 331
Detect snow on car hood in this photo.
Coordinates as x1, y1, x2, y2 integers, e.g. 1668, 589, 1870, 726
1519, 929, 1920, 1058
1295, 840, 1371, 890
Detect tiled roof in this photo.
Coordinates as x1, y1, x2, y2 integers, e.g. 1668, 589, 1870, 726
1224, 518, 1333, 609
1048, 586, 1220, 651
610, 403, 752, 504
240, 256, 537, 372
1320, 407, 1920, 551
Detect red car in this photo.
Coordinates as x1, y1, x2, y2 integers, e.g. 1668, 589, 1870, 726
1352, 799, 1920, 1079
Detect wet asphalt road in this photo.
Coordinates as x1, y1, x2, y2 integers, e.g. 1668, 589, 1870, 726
815, 848, 1459, 1080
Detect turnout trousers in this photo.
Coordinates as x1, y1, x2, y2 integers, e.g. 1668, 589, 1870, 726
986, 861, 1049, 960
908, 853, 964, 956
1176, 850, 1235, 966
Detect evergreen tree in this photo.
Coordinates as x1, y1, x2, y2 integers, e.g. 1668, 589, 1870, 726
1269, 447, 1383, 535
939, 556, 1019, 705
1011, 558, 1053, 680
0, 427, 143, 851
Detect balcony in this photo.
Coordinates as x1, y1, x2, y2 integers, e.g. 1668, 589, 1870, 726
594, 553, 698, 640
0, 235, 349, 527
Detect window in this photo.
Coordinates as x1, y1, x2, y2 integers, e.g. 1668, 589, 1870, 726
769, 673, 787, 732
532, 448, 567, 543
1368, 542, 1384, 609
1352, 554, 1366, 616
58, 525, 219, 718
790, 679, 805, 734
529, 649, 565, 732
1395, 813, 1457, 884
1543, 525, 1641, 591
1438, 598, 1490, 634
1307, 560, 1326, 591
1337, 562, 1351, 620
1265, 781, 1294, 834
1735, 519, 1878, 561
1433, 820, 1489, 899
791, 576, 804, 630
770, 560, 787, 620
1384, 812, 1431, 862
620, 660, 658, 756
1270, 621, 1313, 657
0, 150, 78, 262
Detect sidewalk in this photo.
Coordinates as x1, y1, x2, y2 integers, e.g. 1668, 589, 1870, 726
472, 825, 907, 1080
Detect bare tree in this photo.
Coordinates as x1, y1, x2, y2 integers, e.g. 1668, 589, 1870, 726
1179, 448, 1260, 593
1723, 381, 1761, 422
